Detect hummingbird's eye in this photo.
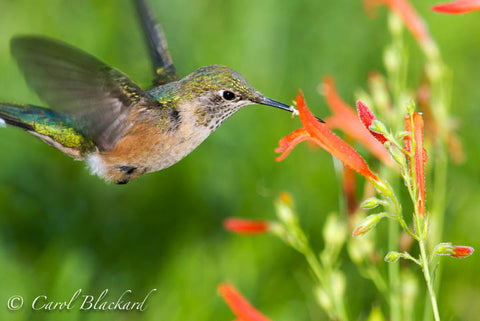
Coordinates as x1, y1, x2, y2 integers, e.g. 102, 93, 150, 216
221, 90, 236, 101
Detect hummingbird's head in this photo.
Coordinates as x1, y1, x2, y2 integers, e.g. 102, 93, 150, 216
180, 65, 294, 130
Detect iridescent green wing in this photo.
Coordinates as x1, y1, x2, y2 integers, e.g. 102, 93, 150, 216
11, 36, 156, 151
133, 0, 179, 86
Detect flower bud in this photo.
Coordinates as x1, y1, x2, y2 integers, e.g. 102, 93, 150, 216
360, 197, 382, 209
268, 222, 286, 239
367, 306, 386, 321
384, 46, 399, 73
422, 39, 440, 61
384, 251, 402, 263
401, 270, 418, 314
388, 143, 406, 167
315, 287, 332, 312
372, 179, 393, 197
426, 60, 443, 82
275, 192, 296, 225
370, 120, 389, 137
432, 242, 453, 256
279, 191, 293, 207
323, 214, 347, 248
433, 242, 474, 258
352, 213, 388, 237
331, 271, 346, 301
348, 234, 375, 264
406, 101, 416, 115
395, 131, 410, 140
388, 12, 403, 37
356, 100, 388, 144
451, 246, 474, 258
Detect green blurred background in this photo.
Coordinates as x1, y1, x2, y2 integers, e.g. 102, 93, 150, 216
0, 0, 478, 320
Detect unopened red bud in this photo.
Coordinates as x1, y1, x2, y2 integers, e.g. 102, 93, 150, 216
451, 246, 474, 258
356, 100, 388, 144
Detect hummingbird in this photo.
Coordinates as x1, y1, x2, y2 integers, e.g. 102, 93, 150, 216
0, 0, 313, 184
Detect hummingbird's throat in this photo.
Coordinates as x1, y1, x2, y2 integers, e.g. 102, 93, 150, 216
193, 105, 238, 132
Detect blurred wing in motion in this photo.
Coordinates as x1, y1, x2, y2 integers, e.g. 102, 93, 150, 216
11, 36, 151, 150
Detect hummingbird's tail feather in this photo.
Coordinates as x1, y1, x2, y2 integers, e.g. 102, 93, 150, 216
133, 0, 179, 86
0, 102, 36, 131
0, 102, 95, 158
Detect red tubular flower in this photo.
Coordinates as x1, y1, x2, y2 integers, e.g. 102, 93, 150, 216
432, 0, 480, 14
223, 218, 269, 235
218, 283, 272, 321
275, 91, 379, 182
404, 113, 427, 216
364, 0, 432, 46
322, 76, 392, 166
451, 246, 475, 258
356, 100, 388, 144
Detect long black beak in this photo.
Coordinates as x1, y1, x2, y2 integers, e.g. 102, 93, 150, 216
259, 97, 325, 123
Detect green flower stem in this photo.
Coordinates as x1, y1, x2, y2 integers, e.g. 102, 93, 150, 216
388, 218, 401, 321
419, 240, 441, 321
299, 244, 348, 321
374, 179, 418, 241
424, 138, 448, 321
274, 204, 349, 321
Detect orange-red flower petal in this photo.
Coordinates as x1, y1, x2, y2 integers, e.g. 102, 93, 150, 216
274, 128, 312, 162
218, 283, 272, 321
322, 76, 392, 165
451, 246, 475, 258
356, 100, 388, 144
296, 90, 379, 182
432, 0, 480, 14
404, 113, 427, 216
223, 218, 269, 235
